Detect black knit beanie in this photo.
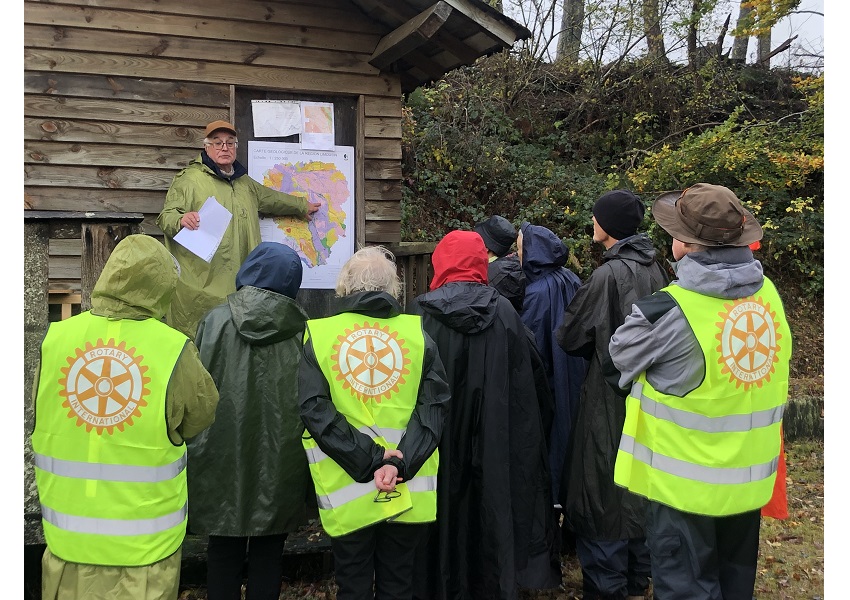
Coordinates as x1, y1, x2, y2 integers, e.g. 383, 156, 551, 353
592, 190, 646, 240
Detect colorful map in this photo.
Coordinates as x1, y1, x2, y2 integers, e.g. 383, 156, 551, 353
249, 142, 355, 289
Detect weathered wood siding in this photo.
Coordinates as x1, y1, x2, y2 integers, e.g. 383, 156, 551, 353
24, 0, 404, 292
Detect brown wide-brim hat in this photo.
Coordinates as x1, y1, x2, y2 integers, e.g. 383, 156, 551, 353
651, 183, 763, 247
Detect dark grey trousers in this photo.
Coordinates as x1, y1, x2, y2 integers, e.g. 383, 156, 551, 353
575, 536, 651, 599
646, 502, 760, 600
332, 522, 427, 600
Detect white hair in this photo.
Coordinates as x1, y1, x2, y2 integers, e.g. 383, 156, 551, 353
335, 246, 400, 299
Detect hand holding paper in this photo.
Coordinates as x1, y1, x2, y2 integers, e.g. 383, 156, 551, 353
173, 196, 232, 262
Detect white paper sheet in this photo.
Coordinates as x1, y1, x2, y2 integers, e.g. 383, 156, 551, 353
300, 101, 335, 150
173, 196, 232, 262
251, 99, 301, 137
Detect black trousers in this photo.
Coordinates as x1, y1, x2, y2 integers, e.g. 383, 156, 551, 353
646, 502, 761, 600
332, 522, 427, 600
575, 536, 651, 599
206, 533, 288, 600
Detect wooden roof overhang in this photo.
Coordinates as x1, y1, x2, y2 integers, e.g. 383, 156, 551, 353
350, 0, 531, 92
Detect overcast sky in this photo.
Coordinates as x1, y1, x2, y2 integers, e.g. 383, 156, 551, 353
770, 0, 824, 70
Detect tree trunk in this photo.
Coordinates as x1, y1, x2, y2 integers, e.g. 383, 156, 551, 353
731, 2, 752, 62
642, 0, 666, 60
687, 0, 701, 68
557, 0, 585, 61
757, 27, 772, 67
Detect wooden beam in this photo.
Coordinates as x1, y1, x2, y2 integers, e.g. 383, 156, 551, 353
440, 0, 521, 45
25, 70, 231, 106
369, 2, 453, 71
25, 49, 401, 97
24, 25, 379, 77
401, 47, 453, 83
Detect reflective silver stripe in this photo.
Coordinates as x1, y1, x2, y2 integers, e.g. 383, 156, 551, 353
378, 428, 405, 445
304, 446, 329, 465
619, 434, 778, 484
406, 475, 437, 493
33, 452, 186, 483
357, 425, 405, 446
633, 382, 784, 433
358, 424, 383, 440
316, 481, 375, 510
305, 429, 407, 467
40, 502, 187, 536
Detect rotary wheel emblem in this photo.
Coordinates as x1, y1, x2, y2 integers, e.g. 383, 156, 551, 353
715, 295, 783, 389
58, 338, 150, 435
331, 322, 411, 402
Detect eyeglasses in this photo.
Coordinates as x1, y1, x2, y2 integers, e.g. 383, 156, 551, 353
374, 490, 401, 503
206, 140, 238, 150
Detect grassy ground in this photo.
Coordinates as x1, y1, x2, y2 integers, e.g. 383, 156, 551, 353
177, 438, 825, 600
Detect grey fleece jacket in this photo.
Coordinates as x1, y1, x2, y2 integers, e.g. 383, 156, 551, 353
609, 246, 764, 397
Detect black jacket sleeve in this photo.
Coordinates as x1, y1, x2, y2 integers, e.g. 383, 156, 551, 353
395, 330, 451, 481
298, 336, 385, 483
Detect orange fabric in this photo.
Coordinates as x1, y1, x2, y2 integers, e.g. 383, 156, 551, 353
761, 428, 789, 520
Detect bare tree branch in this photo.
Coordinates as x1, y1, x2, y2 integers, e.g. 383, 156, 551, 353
757, 35, 798, 63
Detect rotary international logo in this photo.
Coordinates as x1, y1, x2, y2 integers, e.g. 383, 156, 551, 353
59, 339, 150, 434
715, 295, 783, 389
332, 322, 411, 402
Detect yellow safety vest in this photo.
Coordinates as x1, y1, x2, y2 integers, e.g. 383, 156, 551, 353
614, 278, 791, 516
302, 313, 438, 537
31, 312, 189, 566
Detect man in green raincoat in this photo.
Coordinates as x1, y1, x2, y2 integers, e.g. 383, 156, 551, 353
157, 120, 321, 338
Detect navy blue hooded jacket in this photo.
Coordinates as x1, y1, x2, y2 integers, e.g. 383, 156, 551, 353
519, 222, 588, 504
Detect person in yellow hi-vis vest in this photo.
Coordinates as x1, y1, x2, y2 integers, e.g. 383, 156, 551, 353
609, 184, 792, 600
298, 246, 450, 600
31, 234, 219, 600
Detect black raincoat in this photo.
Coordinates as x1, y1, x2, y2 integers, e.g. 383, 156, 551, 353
408, 230, 560, 600
555, 234, 669, 540
487, 253, 526, 312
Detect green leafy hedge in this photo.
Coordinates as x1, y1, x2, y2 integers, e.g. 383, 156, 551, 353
401, 55, 824, 299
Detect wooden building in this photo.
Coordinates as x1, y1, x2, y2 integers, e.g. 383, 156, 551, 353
24, 0, 529, 297
23, 0, 529, 548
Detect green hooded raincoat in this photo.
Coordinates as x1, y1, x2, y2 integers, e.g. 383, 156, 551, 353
157, 154, 309, 338
37, 234, 219, 600
187, 282, 310, 536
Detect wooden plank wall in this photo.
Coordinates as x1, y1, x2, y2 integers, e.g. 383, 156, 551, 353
24, 0, 404, 293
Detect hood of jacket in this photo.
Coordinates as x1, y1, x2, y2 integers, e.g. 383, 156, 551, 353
602, 233, 659, 266
333, 290, 402, 319
227, 286, 308, 346
672, 246, 764, 299
90, 234, 178, 320
429, 230, 488, 291
520, 222, 569, 282
414, 282, 500, 334
236, 241, 303, 300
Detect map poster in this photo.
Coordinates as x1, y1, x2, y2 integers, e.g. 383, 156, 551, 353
249, 141, 355, 289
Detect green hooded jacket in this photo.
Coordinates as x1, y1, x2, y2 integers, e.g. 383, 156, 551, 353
37, 234, 219, 600
187, 284, 311, 536
157, 154, 309, 338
